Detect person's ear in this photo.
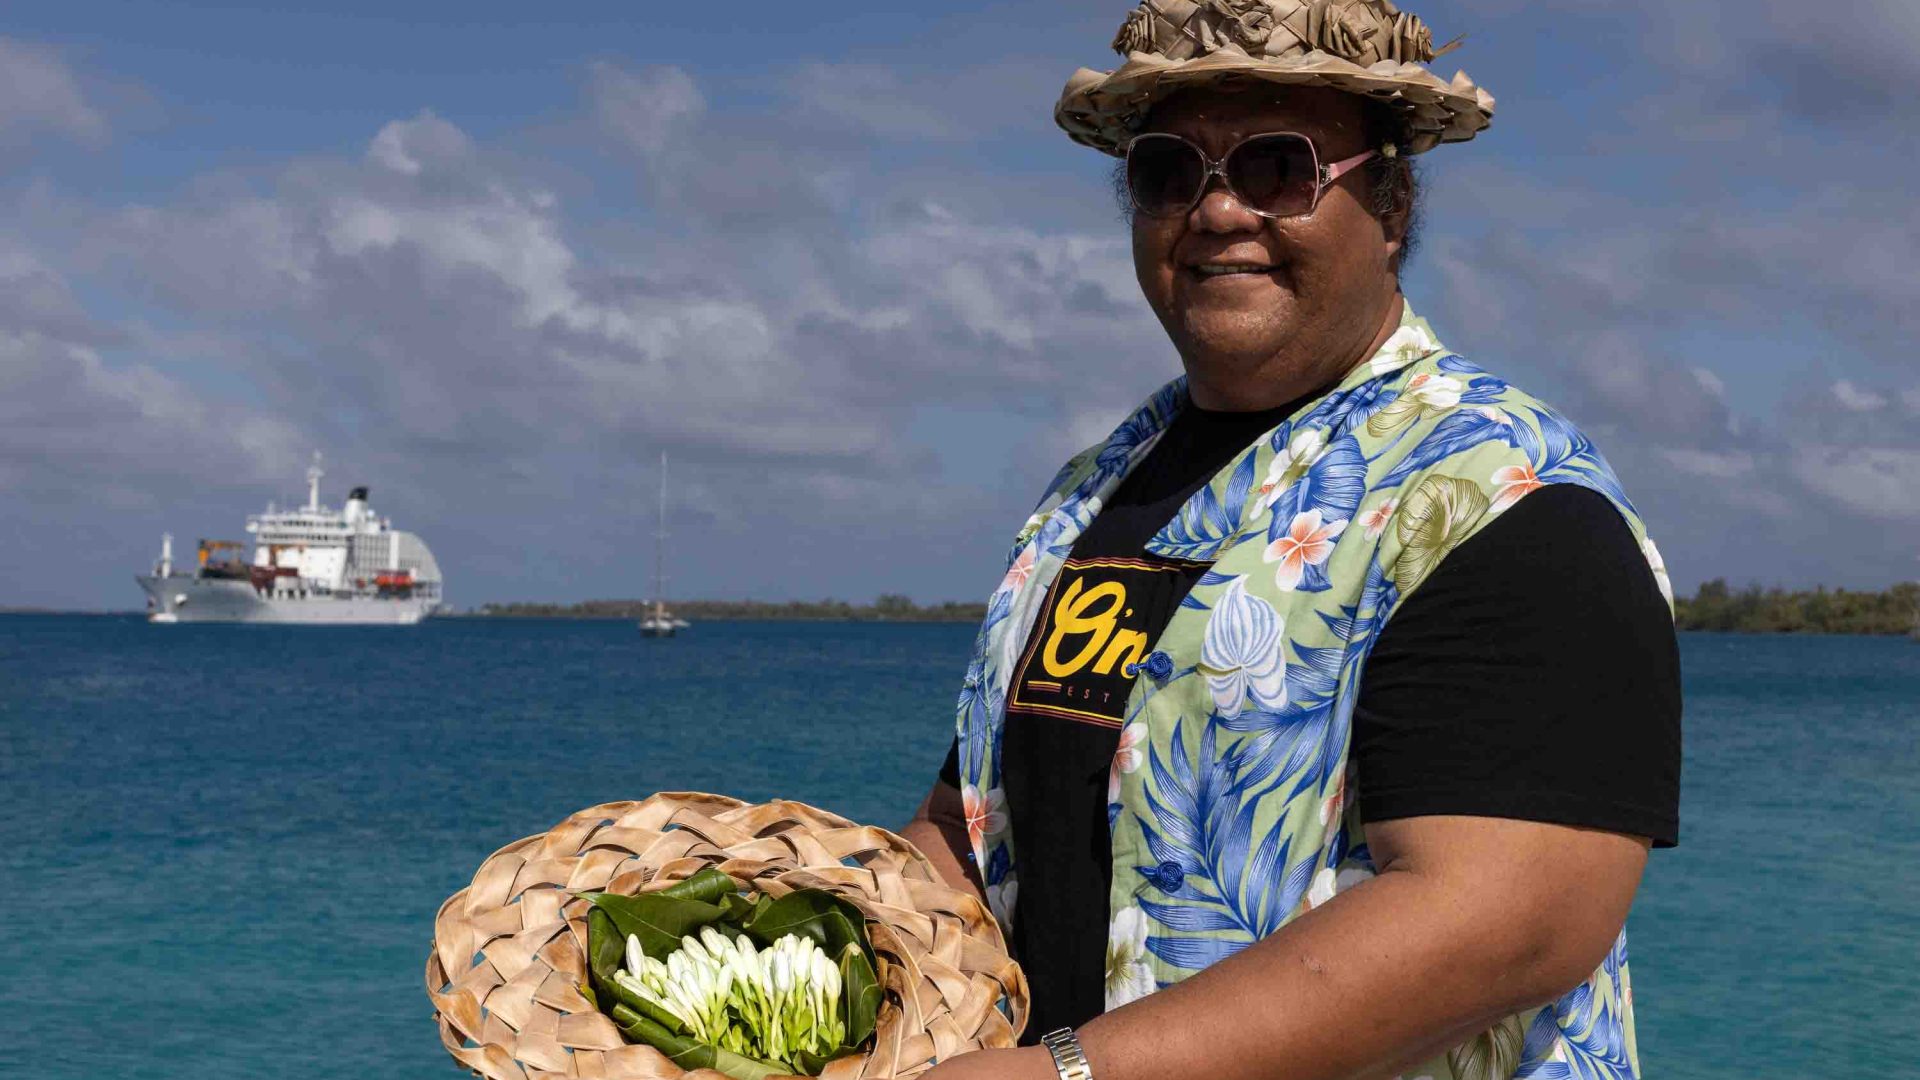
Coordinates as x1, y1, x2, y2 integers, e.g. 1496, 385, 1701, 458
1378, 166, 1413, 269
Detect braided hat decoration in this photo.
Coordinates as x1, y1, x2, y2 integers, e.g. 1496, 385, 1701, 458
1057, 0, 1495, 155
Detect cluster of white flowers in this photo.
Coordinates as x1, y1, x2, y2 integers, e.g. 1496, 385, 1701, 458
614, 927, 845, 1070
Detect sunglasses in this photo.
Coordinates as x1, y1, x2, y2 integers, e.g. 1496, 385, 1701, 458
1124, 131, 1382, 220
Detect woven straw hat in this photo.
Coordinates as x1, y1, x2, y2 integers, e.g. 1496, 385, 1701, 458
1056, 0, 1495, 156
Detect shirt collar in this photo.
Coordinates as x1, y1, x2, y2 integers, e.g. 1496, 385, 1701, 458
1088, 298, 1448, 487
1040, 300, 1449, 563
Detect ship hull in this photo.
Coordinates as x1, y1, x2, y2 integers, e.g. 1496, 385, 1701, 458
136, 575, 434, 625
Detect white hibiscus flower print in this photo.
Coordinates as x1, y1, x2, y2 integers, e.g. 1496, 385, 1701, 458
1256, 429, 1328, 511
987, 879, 1018, 930
1105, 905, 1156, 1009
1306, 865, 1375, 910
1642, 537, 1673, 607
1198, 577, 1287, 716
1370, 323, 1442, 375
1402, 372, 1464, 409
1108, 722, 1148, 802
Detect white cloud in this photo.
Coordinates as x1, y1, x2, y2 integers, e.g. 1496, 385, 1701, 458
9, 14, 1920, 606
0, 241, 104, 342
0, 72, 1183, 606
1691, 367, 1727, 400
1790, 446, 1920, 522
94, 196, 318, 312
1661, 448, 1754, 480
785, 63, 958, 140
324, 189, 578, 326
0, 326, 305, 503
1832, 380, 1889, 412
367, 110, 473, 176
589, 62, 702, 156
0, 37, 106, 147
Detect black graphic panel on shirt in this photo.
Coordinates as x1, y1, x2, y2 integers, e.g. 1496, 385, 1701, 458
1006, 554, 1210, 728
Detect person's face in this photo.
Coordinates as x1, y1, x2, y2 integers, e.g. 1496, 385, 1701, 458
1130, 86, 1403, 407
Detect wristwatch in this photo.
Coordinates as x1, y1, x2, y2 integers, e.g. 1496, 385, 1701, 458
1041, 1027, 1095, 1080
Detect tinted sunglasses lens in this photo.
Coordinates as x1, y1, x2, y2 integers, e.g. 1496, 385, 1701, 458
1226, 135, 1318, 215
1127, 137, 1205, 217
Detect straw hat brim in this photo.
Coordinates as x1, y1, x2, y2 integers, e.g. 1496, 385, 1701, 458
1056, 48, 1495, 157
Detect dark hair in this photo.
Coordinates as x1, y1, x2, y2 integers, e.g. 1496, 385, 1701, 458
1363, 101, 1423, 272
1110, 99, 1426, 273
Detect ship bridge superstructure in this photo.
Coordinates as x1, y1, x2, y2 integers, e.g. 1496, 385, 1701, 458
240, 455, 443, 603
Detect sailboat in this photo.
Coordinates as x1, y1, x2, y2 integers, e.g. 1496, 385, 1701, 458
639, 452, 689, 637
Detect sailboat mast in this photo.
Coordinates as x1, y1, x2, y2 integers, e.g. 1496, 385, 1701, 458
654, 452, 668, 622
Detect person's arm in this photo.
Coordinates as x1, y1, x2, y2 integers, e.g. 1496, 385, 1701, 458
901, 779, 985, 902
926, 815, 1647, 1080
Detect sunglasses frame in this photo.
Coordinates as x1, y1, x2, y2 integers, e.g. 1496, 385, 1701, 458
1123, 131, 1381, 221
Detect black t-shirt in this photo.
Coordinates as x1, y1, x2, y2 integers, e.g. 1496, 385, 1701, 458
939, 410, 1682, 1041
999, 400, 1302, 1035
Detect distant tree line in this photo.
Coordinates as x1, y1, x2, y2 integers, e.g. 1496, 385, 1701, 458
1675, 579, 1920, 636
468, 582, 1920, 636
471, 593, 988, 623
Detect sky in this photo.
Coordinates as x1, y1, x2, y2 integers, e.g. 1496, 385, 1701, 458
1, 0, 1916, 611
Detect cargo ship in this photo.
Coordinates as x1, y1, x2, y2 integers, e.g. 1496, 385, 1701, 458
136, 455, 444, 625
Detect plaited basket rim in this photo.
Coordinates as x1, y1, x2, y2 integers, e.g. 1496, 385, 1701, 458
425, 793, 1027, 1080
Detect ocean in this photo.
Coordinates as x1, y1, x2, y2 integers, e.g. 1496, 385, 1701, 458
0, 616, 1913, 1078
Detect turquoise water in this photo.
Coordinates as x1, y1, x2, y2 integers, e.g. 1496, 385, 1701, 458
0, 617, 1913, 1077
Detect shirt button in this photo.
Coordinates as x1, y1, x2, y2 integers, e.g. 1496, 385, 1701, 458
1130, 651, 1173, 682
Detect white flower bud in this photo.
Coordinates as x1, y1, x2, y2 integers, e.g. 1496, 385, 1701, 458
729, 947, 759, 993
643, 956, 671, 993
626, 933, 646, 977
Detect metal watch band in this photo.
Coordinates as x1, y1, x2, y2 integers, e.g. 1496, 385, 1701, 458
1041, 1027, 1095, 1080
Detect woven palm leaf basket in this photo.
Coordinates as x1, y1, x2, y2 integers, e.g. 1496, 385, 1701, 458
426, 793, 1028, 1080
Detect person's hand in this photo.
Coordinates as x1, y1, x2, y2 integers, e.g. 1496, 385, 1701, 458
919, 1044, 1057, 1080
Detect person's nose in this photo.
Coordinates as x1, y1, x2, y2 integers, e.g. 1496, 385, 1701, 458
1187, 176, 1264, 235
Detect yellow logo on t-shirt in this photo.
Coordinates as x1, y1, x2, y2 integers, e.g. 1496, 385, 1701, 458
1008, 556, 1202, 728
1041, 578, 1151, 680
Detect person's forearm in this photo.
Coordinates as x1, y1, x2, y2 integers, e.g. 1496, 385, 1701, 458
902, 788, 985, 901
1076, 866, 1601, 1080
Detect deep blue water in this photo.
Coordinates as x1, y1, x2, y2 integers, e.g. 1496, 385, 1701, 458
0, 617, 1914, 1078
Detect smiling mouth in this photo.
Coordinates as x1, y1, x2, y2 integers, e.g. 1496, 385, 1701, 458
1189, 263, 1281, 278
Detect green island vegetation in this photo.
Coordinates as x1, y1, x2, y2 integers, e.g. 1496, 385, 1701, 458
471, 582, 1920, 636
1675, 579, 1920, 636
470, 594, 989, 623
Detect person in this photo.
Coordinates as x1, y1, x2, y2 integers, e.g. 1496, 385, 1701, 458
898, 3, 1682, 1079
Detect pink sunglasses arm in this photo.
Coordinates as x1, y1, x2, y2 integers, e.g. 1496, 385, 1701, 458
1321, 147, 1381, 186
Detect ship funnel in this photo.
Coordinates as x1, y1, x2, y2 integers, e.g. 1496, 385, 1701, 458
344, 485, 370, 526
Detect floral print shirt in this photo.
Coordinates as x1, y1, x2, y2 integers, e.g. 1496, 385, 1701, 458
954, 302, 1669, 1079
